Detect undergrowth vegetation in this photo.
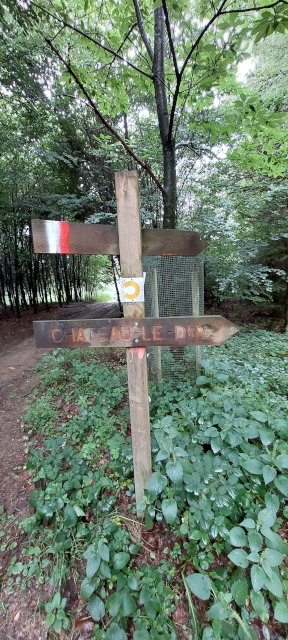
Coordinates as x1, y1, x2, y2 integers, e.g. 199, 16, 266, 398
4, 329, 288, 639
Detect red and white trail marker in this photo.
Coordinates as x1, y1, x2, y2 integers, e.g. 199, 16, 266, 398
44, 220, 70, 254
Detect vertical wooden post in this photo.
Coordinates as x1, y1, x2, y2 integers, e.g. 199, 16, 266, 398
115, 170, 152, 511
152, 268, 162, 383
192, 269, 201, 378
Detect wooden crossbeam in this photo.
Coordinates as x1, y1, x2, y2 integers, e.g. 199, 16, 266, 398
33, 316, 239, 349
31, 219, 207, 256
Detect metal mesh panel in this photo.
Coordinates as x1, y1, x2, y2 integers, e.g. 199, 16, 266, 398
143, 255, 204, 383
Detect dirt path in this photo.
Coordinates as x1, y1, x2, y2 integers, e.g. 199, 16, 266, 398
0, 301, 119, 640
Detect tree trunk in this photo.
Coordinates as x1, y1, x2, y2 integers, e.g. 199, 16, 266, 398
153, 6, 177, 229
163, 143, 177, 228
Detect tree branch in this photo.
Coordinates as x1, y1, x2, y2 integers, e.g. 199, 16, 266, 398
167, 0, 228, 144
132, 0, 154, 61
221, 0, 287, 13
31, 1, 153, 79
45, 38, 163, 192
162, 0, 179, 79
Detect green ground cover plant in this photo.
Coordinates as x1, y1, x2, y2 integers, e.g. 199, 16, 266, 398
4, 329, 288, 639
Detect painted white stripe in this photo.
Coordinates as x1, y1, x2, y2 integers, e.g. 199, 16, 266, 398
45, 220, 60, 253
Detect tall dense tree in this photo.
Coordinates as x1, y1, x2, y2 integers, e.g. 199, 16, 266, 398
11, 0, 288, 228
1, 1, 288, 316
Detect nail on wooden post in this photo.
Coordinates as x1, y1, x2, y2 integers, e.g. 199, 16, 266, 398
115, 170, 152, 512
152, 268, 162, 382
192, 269, 201, 378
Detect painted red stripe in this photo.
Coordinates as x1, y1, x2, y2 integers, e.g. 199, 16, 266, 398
59, 221, 70, 253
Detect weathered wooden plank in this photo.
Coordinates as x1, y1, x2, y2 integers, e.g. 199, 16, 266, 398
142, 229, 207, 256
115, 170, 152, 511
32, 219, 119, 255
31, 219, 207, 256
33, 316, 239, 349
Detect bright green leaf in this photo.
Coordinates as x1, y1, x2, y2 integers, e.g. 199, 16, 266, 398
186, 573, 212, 600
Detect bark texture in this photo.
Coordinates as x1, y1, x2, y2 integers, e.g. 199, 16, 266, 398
153, 6, 177, 229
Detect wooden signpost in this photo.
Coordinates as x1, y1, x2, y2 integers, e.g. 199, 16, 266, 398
31, 170, 239, 511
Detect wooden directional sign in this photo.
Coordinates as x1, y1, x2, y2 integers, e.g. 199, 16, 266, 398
34, 316, 239, 349
30, 170, 238, 511
31, 219, 207, 257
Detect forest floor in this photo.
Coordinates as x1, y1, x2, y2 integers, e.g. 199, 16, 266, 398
0, 301, 119, 640
0, 299, 285, 640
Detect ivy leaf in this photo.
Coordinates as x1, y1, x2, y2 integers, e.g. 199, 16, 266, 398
265, 549, 284, 566
211, 437, 222, 453
250, 411, 268, 423
118, 592, 137, 617
136, 500, 146, 514
274, 601, 288, 623
258, 429, 275, 446
148, 471, 167, 496
106, 592, 120, 617
127, 575, 139, 591
63, 504, 78, 527
80, 577, 96, 600
240, 518, 255, 529
155, 449, 169, 462
263, 529, 287, 554
251, 565, 266, 592
228, 549, 249, 568
263, 465, 277, 485
134, 632, 150, 640
250, 590, 269, 623
113, 552, 130, 570
162, 498, 177, 524
196, 375, 210, 385
145, 513, 153, 530
87, 594, 105, 621
242, 459, 263, 475
98, 540, 110, 562
274, 475, 288, 497
280, 455, 288, 468
231, 579, 248, 606
257, 508, 276, 529
262, 558, 273, 579
45, 613, 55, 629
140, 584, 151, 605
100, 561, 111, 579
229, 526, 248, 547
73, 505, 85, 517
248, 531, 263, 553
186, 573, 212, 600
166, 461, 183, 483
264, 571, 283, 598
272, 419, 288, 434
173, 446, 189, 457
86, 554, 101, 579
265, 493, 279, 511
247, 552, 260, 563
207, 602, 229, 620
29, 490, 40, 508
107, 623, 127, 640
117, 574, 127, 591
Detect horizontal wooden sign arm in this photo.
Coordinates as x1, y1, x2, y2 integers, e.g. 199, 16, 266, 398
33, 316, 239, 349
31, 220, 207, 257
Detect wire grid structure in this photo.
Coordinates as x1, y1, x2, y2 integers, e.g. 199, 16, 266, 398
142, 255, 204, 383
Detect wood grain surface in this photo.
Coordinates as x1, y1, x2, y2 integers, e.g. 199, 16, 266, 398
33, 316, 239, 348
32, 219, 207, 256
